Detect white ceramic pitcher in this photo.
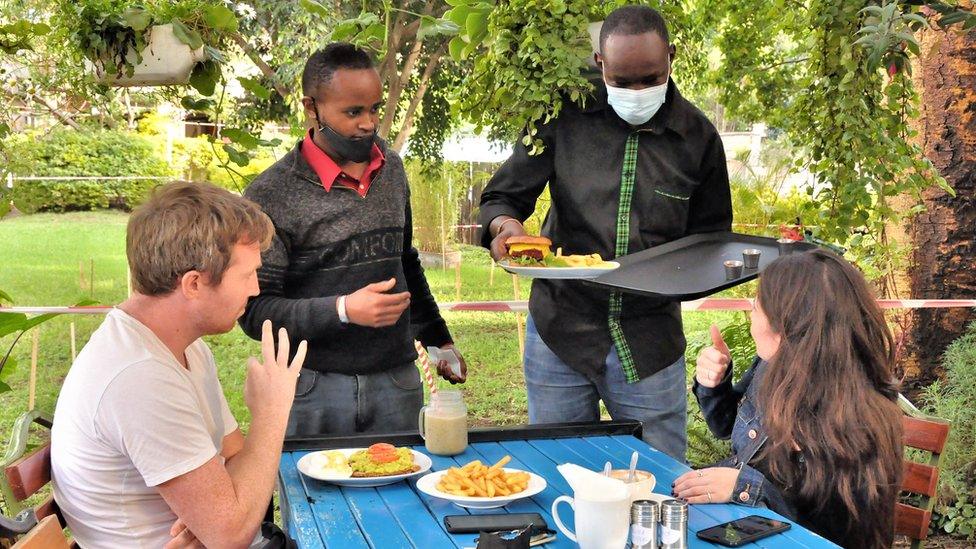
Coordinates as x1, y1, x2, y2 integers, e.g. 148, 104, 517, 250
551, 482, 630, 549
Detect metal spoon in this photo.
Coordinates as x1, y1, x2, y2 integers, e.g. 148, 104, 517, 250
603, 461, 612, 477
627, 451, 638, 483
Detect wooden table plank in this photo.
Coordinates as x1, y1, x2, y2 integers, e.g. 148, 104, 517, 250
373, 481, 457, 548
409, 447, 477, 548
342, 486, 415, 547
291, 451, 370, 549
278, 454, 325, 547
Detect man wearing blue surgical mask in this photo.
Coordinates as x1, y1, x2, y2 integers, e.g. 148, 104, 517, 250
479, 5, 731, 461
242, 43, 467, 437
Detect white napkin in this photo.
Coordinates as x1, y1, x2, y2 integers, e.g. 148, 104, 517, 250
426, 346, 462, 377
557, 463, 628, 500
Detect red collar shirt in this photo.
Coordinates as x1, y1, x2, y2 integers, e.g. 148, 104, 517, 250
300, 129, 385, 198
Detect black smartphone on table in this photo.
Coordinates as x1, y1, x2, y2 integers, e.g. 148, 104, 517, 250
696, 515, 792, 547
444, 513, 548, 534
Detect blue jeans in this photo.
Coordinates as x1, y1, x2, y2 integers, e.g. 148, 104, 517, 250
523, 315, 688, 461
286, 362, 423, 437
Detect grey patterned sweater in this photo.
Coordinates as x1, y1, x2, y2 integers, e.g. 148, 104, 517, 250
239, 138, 452, 375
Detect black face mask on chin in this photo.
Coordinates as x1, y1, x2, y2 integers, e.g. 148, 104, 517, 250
311, 100, 376, 163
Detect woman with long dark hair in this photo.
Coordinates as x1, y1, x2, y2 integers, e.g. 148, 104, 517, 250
673, 249, 903, 548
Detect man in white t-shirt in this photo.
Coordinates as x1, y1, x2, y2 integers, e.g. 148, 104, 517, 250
51, 181, 307, 548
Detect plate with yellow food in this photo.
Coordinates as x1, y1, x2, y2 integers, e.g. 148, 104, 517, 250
297, 443, 433, 487
499, 236, 619, 279
415, 456, 547, 509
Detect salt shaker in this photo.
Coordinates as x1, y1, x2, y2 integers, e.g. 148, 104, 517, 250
630, 500, 659, 549
659, 499, 688, 549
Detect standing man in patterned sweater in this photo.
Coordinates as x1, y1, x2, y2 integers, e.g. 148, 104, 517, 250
242, 43, 466, 437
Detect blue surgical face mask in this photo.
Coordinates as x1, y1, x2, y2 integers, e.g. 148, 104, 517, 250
605, 77, 669, 126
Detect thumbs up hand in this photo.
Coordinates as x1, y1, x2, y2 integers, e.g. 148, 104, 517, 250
696, 324, 732, 388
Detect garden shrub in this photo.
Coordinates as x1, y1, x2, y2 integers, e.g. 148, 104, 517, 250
921, 321, 976, 539
5, 127, 172, 212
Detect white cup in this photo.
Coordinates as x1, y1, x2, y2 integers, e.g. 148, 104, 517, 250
551, 490, 630, 549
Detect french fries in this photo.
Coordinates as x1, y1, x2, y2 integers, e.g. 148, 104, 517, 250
552, 247, 614, 268
435, 455, 531, 498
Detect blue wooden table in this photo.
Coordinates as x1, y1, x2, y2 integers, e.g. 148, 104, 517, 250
278, 422, 838, 549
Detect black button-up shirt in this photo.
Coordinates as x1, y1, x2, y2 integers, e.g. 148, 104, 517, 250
478, 80, 732, 380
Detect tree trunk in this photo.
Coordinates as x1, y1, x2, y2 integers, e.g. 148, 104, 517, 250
231, 33, 291, 100
902, 23, 976, 390
391, 44, 446, 152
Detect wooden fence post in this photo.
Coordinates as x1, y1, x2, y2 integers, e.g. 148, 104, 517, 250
28, 328, 39, 410
513, 274, 524, 357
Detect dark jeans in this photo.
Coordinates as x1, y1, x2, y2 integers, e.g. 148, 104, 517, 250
523, 315, 688, 461
286, 362, 423, 437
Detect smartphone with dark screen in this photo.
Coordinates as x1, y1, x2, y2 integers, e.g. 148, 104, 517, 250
696, 515, 792, 547
443, 513, 548, 534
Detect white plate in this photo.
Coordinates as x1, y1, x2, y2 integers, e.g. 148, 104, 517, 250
415, 468, 547, 509
297, 448, 432, 487
498, 260, 619, 280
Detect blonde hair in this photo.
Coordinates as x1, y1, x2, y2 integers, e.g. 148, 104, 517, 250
127, 181, 274, 296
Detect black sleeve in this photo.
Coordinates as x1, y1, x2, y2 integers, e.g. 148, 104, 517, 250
401, 184, 452, 348
477, 122, 556, 248
239, 226, 342, 343
692, 356, 761, 439
686, 129, 733, 234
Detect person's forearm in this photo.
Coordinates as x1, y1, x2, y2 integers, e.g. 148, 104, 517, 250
221, 413, 290, 545
241, 294, 341, 342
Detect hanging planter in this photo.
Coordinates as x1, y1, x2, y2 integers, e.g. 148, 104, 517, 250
97, 23, 205, 86
68, 2, 238, 95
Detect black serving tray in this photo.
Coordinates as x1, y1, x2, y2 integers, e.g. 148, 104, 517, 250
589, 232, 817, 300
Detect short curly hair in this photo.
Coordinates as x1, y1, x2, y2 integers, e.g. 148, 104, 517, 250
302, 42, 375, 97
599, 5, 670, 51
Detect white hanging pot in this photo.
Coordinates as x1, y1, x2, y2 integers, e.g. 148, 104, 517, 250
99, 24, 205, 87
586, 20, 603, 68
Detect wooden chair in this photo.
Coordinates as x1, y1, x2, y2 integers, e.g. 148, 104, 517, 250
0, 411, 72, 548
895, 405, 951, 549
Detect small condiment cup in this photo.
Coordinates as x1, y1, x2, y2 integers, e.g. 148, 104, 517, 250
777, 238, 795, 255
742, 248, 761, 269
724, 260, 744, 280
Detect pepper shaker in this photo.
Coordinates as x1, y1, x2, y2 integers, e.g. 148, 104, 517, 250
659, 499, 688, 549
630, 500, 659, 549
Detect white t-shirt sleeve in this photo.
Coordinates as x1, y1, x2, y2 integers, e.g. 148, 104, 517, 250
94, 360, 221, 487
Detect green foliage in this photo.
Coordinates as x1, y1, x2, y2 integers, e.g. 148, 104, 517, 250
450, 0, 593, 151
0, 20, 50, 54
728, 146, 813, 234
0, 291, 93, 397
406, 160, 467, 251
4, 127, 172, 212
921, 321, 976, 538
401, 56, 462, 167
706, 0, 959, 291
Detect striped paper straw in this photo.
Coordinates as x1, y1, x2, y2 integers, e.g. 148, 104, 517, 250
414, 340, 437, 395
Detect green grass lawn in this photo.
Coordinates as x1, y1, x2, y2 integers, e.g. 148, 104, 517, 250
0, 211, 732, 443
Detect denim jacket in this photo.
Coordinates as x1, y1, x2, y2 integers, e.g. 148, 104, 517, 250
692, 357, 798, 520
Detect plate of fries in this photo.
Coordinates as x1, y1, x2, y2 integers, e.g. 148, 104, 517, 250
415, 456, 547, 509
